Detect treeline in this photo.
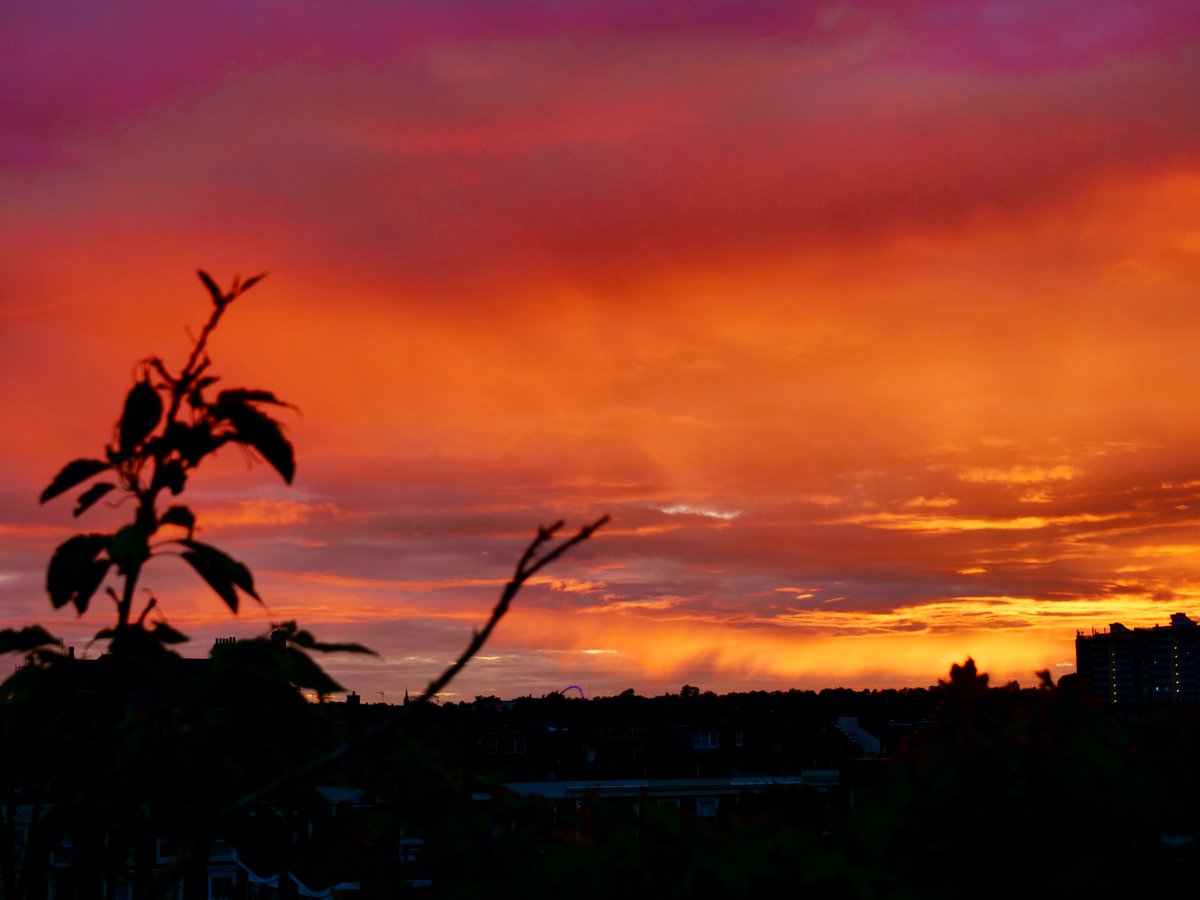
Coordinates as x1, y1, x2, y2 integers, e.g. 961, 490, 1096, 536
409, 661, 1200, 899
458, 682, 941, 730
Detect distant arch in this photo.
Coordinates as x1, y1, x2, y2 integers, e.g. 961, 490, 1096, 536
562, 684, 585, 699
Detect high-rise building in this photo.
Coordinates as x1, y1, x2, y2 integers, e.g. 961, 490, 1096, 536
1075, 612, 1200, 705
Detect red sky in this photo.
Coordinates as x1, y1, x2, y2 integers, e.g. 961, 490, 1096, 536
4, 1, 1200, 699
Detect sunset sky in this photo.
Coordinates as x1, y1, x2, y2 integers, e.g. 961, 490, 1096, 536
4, 1, 1200, 699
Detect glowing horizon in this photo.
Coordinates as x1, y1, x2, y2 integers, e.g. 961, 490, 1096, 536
4, 1, 1200, 698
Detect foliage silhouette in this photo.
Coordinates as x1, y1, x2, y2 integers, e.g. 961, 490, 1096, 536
0, 272, 371, 897
35, 271, 308, 649
0, 272, 606, 898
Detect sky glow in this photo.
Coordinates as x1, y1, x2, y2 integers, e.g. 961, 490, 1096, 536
3, 1, 1200, 698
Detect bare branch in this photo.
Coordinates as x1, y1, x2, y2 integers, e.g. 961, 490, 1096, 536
418, 515, 608, 702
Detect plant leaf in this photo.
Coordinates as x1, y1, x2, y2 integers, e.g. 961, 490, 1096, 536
188, 375, 221, 409
119, 379, 163, 455
221, 403, 295, 484
160, 460, 187, 495
40, 459, 111, 504
211, 639, 344, 693
107, 524, 150, 576
179, 540, 259, 612
198, 269, 223, 305
287, 627, 378, 656
181, 540, 257, 597
166, 421, 217, 467
181, 551, 239, 613
276, 646, 345, 693
0, 626, 60, 656
239, 272, 267, 293
160, 505, 196, 532
46, 534, 112, 613
149, 622, 189, 644
73, 482, 116, 517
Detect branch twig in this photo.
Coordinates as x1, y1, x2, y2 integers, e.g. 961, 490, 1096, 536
418, 515, 609, 702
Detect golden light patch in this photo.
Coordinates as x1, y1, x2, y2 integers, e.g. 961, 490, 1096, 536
840, 511, 1120, 533
197, 500, 340, 529
284, 571, 502, 591
958, 465, 1081, 485
1130, 545, 1200, 558
483, 595, 1196, 689
903, 495, 959, 508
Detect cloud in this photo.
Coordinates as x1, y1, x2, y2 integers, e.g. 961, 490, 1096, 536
904, 495, 959, 508
839, 511, 1122, 533
197, 499, 341, 529
655, 504, 742, 521
6, 1, 1200, 303
958, 465, 1083, 484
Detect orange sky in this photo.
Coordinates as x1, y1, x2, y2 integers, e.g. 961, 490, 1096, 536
4, 1, 1200, 698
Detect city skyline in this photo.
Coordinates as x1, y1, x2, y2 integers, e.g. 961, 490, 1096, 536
4, 1, 1200, 698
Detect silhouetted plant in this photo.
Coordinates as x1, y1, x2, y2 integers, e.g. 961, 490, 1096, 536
0, 273, 370, 897
34, 271, 316, 655
0, 272, 607, 899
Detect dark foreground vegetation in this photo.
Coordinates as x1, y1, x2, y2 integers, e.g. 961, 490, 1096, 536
2, 274, 1198, 897
5, 654, 1200, 898
364, 667, 1200, 900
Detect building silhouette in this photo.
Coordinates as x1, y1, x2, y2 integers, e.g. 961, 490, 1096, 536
1076, 612, 1200, 705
